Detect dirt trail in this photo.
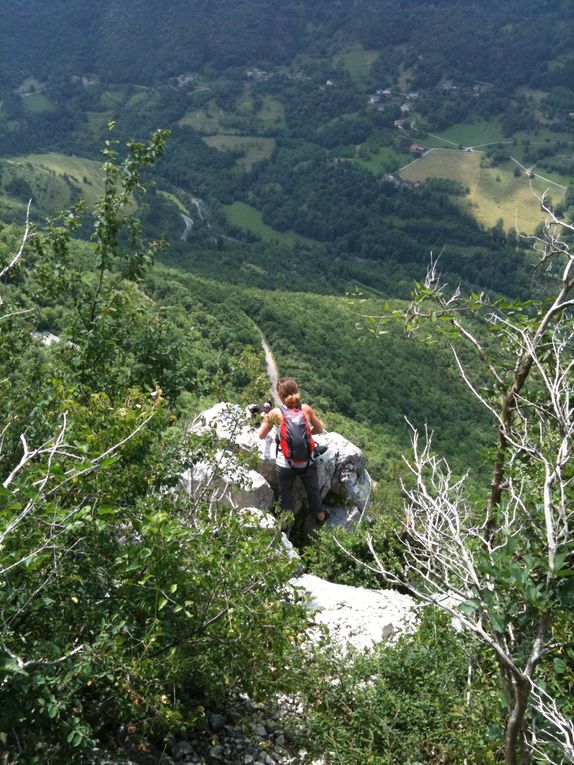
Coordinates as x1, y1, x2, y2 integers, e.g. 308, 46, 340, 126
259, 332, 281, 405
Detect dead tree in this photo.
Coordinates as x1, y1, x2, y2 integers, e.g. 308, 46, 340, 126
366, 204, 574, 764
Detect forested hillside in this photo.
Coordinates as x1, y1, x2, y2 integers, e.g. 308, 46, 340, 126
1, 1, 574, 762
2, 0, 573, 89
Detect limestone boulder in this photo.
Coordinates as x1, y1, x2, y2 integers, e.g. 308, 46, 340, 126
178, 405, 419, 657
292, 573, 418, 652
189, 402, 247, 441
179, 449, 274, 511
188, 403, 371, 533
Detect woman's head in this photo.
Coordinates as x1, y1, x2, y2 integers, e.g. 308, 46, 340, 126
276, 377, 301, 408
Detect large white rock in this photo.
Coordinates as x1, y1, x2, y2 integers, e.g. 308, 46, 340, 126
181, 405, 418, 657
188, 403, 372, 536
292, 574, 418, 652
179, 450, 274, 510
190, 402, 248, 441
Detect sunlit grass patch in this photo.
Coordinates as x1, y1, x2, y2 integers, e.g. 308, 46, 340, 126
259, 96, 285, 126
178, 99, 228, 134
401, 149, 564, 233
429, 118, 505, 147
158, 190, 188, 214
100, 88, 127, 109
354, 146, 410, 174
202, 135, 275, 170
333, 45, 379, 89
224, 201, 315, 245
125, 90, 151, 109
3, 153, 105, 213
21, 93, 55, 114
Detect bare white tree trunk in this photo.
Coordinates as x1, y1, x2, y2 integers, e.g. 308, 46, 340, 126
360, 205, 574, 764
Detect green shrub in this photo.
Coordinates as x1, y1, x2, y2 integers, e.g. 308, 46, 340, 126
305, 500, 406, 589
293, 609, 500, 765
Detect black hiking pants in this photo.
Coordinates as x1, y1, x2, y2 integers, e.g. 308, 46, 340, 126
276, 462, 322, 517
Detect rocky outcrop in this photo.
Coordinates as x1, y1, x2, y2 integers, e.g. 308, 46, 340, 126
292, 574, 417, 652
180, 403, 418, 656
188, 403, 371, 536
179, 451, 274, 510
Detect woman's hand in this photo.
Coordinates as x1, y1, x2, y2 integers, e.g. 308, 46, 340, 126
266, 411, 282, 428
258, 407, 281, 439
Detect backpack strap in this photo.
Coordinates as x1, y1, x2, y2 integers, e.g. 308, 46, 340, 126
275, 405, 287, 458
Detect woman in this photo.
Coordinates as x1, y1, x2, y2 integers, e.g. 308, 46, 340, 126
258, 378, 329, 525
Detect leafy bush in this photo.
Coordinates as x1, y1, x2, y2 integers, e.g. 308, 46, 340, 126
0, 132, 311, 763
293, 609, 499, 765
305, 505, 406, 590
1, 472, 308, 761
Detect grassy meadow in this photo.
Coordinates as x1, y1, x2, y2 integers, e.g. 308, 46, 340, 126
100, 87, 128, 109
21, 93, 55, 114
203, 135, 275, 170
258, 96, 285, 126
333, 45, 379, 89
401, 149, 564, 233
178, 99, 229, 134
2, 153, 105, 213
224, 201, 316, 245
426, 118, 506, 147
354, 145, 410, 174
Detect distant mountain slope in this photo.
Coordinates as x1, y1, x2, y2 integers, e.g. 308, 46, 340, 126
1, 0, 572, 90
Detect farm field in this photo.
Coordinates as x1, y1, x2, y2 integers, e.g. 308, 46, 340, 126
423, 118, 506, 148
224, 201, 317, 246
85, 111, 114, 143
202, 135, 275, 170
236, 87, 286, 128
2, 153, 105, 213
401, 149, 564, 233
354, 145, 410, 173
513, 128, 574, 146
100, 87, 128, 109
259, 96, 285, 126
21, 93, 55, 114
178, 100, 231, 134
333, 45, 379, 89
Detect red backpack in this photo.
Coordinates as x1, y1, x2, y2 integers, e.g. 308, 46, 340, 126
277, 405, 316, 471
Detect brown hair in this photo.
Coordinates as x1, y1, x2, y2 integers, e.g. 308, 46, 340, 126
276, 377, 302, 409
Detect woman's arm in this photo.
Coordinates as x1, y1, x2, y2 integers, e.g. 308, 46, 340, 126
258, 407, 281, 439
303, 403, 324, 434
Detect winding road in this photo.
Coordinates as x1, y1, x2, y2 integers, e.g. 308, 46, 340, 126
180, 213, 193, 241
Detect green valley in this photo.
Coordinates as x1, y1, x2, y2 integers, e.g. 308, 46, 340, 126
1, 1, 574, 762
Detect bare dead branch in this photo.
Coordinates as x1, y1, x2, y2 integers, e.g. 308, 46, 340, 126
0, 201, 33, 280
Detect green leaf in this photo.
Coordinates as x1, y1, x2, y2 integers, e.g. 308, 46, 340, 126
457, 599, 480, 615
553, 551, 568, 572
0, 657, 27, 676
101, 456, 120, 469
490, 612, 505, 633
